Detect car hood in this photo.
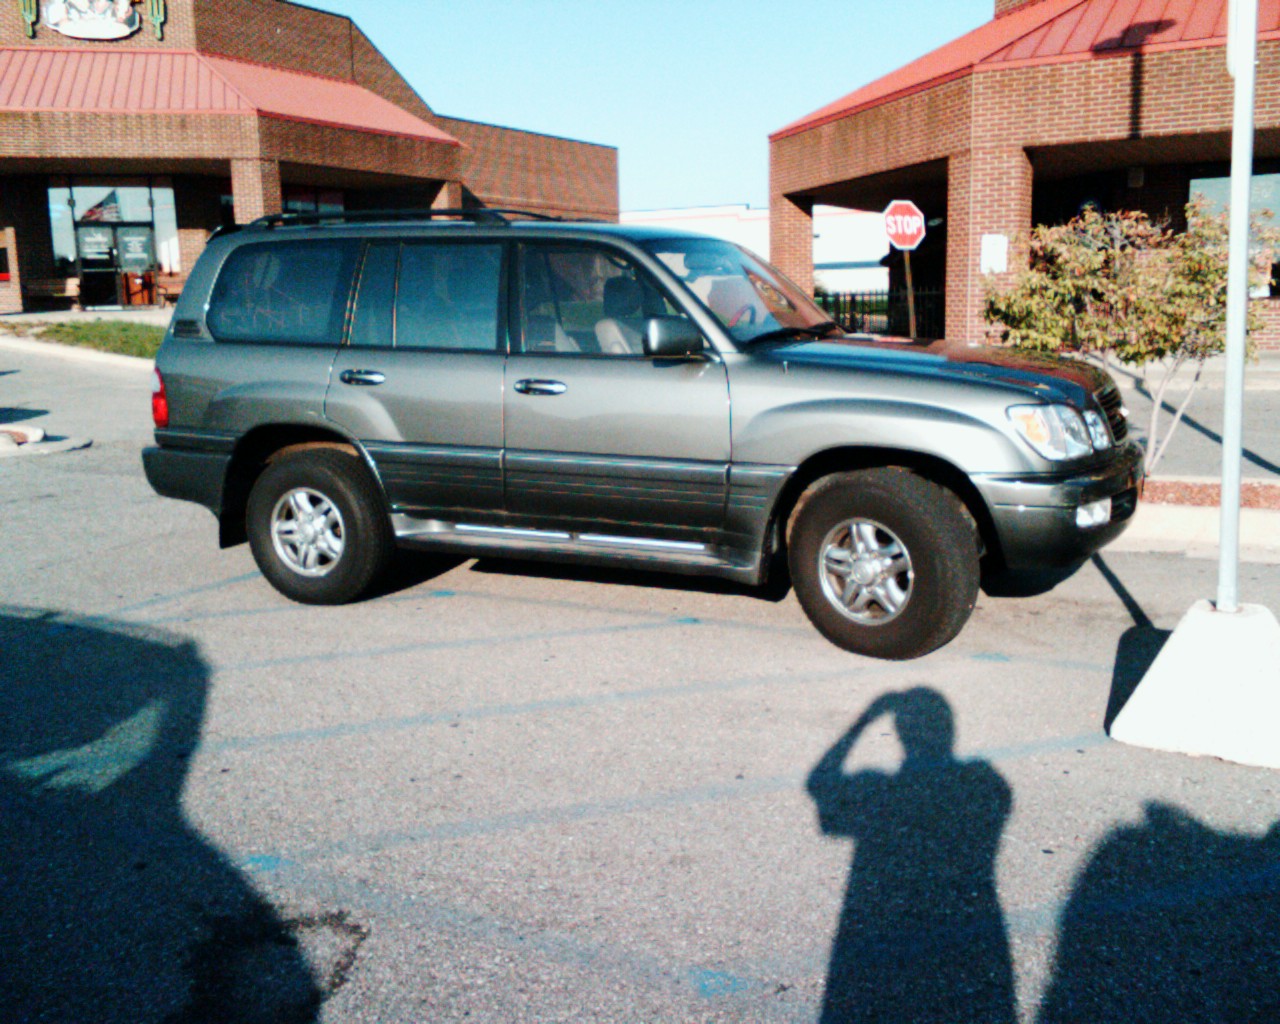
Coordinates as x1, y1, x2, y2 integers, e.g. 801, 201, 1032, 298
759, 334, 1111, 404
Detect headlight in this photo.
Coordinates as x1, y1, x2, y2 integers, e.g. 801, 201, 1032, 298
1007, 404, 1094, 460
1083, 410, 1112, 450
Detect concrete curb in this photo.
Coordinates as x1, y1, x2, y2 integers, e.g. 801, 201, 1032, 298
0, 332, 154, 370
0, 435, 93, 459
1111, 502, 1280, 563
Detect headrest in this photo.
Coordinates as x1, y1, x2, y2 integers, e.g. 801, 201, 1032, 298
603, 276, 643, 319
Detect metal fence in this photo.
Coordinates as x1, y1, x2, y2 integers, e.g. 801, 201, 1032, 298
815, 288, 945, 340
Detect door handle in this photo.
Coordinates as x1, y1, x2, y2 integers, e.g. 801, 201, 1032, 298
513, 379, 567, 396
339, 369, 386, 386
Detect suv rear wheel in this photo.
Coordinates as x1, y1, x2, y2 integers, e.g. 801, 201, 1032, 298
246, 449, 393, 604
788, 468, 979, 659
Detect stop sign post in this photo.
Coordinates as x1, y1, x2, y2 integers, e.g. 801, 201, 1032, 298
884, 200, 926, 337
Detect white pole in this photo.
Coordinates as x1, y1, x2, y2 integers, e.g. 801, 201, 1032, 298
1218, 0, 1258, 614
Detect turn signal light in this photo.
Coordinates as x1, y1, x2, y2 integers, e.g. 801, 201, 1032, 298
152, 367, 169, 428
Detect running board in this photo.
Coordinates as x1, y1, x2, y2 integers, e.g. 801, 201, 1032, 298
389, 515, 761, 583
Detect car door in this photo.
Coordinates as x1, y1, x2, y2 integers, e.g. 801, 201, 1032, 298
503, 241, 730, 540
324, 238, 506, 519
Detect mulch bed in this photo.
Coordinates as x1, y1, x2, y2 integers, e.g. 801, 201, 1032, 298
1144, 479, 1280, 510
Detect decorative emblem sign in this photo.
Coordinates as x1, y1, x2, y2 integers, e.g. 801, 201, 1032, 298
147, 0, 164, 39
40, 0, 142, 40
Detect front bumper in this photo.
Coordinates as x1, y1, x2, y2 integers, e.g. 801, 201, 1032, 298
972, 441, 1144, 569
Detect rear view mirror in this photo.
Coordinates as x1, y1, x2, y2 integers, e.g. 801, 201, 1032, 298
644, 316, 704, 358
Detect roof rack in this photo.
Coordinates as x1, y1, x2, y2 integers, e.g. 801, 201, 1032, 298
244, 208, 565, 230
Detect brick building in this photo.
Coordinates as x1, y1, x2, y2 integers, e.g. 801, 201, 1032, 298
769, 0, 1280, 347
0, 0, 617, 313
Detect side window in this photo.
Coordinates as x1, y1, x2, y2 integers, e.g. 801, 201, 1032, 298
395, 243, 502, 351
519, 244, 688, 356
207, 240, 356, 345
349, 242, 398, 349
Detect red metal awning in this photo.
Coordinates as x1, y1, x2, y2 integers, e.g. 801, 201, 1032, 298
772, 0, 1280, 141
0, 47, 459, 146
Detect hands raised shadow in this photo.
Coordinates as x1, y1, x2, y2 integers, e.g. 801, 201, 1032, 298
808, 688, 1016, 1024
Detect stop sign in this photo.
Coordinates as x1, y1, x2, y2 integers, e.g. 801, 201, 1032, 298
884, 199, 926, 250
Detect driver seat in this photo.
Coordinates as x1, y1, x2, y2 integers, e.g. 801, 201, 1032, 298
595, 277, 645, 355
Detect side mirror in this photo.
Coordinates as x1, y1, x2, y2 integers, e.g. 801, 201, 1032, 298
644, 316, 705, 358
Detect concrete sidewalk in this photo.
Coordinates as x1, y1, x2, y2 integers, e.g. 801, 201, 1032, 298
0, 307, 174, 329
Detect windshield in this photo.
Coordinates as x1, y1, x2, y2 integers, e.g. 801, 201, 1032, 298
642, 237, 841, 344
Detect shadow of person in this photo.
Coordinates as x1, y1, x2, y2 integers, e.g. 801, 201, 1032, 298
808, 688, 1016, 1024
1038, 802, 1280, 1024
0, 606, 321, 1023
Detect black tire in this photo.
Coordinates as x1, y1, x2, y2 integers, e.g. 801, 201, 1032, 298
246, 449, 394, 605
787, 468, 979, 659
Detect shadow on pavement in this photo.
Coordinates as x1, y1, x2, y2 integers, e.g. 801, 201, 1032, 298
1038, 803, 1280, 1023
807, 688, 1016, 1024
1090, 554, 1170, 730
980, 562, 1084, 598
1136, 383, 1280, 477
0, 406, 47, 423
0, 607, 324, 1023
468, 554, 794, 603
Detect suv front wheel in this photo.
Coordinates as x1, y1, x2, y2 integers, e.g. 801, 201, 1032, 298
788, 468, 979, 660
246, 449, 393, 604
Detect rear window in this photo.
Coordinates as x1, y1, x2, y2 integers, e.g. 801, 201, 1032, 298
207, 240, 357, 345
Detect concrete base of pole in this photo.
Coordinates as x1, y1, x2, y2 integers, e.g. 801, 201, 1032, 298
1110, 600, 1280, 768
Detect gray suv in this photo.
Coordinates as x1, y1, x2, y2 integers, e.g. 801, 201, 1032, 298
143, 209, 1142, 659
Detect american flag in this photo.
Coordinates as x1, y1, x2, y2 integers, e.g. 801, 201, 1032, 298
80, 190, 121, 222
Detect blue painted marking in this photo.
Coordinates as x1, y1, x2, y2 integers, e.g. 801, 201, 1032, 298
244, 854, 287, 873
429, 589, 456, 598
675, 616, 701, 625
692, 969, 751, 997
973, 652, 1013, 663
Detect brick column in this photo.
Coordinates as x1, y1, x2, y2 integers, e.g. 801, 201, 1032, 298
432, 180, 464, 210
231, 158, 283, 224
945, 146, 1033, 343
769, 194, 815, 295
0, 226, 21, 315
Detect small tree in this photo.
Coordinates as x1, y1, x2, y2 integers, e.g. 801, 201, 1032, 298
984, 201, 1270, 474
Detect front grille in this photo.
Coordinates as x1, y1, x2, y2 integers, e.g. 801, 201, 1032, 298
1095, 382, 1128, 443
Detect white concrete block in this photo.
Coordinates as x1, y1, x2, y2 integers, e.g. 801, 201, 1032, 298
1110, 600, 1280, 768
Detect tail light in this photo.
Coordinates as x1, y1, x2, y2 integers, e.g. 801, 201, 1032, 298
152, 367, 170, 428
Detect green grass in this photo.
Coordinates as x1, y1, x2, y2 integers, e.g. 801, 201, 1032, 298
1, 319, 166, 359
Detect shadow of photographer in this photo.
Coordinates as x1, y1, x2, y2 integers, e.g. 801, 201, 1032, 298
1039, 802, 1280, 1023
807, 687, 1016, 1024
0, 606, 321, 1023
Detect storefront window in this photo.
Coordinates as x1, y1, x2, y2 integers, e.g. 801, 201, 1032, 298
46, 179, 181, 276
1190, 173, 1280, 297
283, 187, 345, 214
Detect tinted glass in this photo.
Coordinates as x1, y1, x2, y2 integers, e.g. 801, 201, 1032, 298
520, 244, 685, 356
349, 242, 398, 348
643, 238, 833, 343
208, 240, 357, 345
395, 243, 502, 351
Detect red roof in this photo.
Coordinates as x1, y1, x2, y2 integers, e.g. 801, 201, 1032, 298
0, 47, 459, 145
772, 0, 1280, 141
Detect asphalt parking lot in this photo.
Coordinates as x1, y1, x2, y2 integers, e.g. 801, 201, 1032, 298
4, 336, 1280, 1023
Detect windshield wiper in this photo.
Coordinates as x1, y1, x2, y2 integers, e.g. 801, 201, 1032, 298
742, 321, 844, 345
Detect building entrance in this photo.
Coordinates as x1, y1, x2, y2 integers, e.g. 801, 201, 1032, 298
75, 223, 157, 307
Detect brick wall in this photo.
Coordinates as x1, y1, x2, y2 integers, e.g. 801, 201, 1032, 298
260, 119, 460, 183
433, 117, 618, 220
994, 0, 1047, 16
771, 35, 1280, 343
1251, 298, 1280, 352
194, 0, 353, 80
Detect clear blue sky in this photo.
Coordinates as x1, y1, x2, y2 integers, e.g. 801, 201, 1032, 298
301, 0, 995, 211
